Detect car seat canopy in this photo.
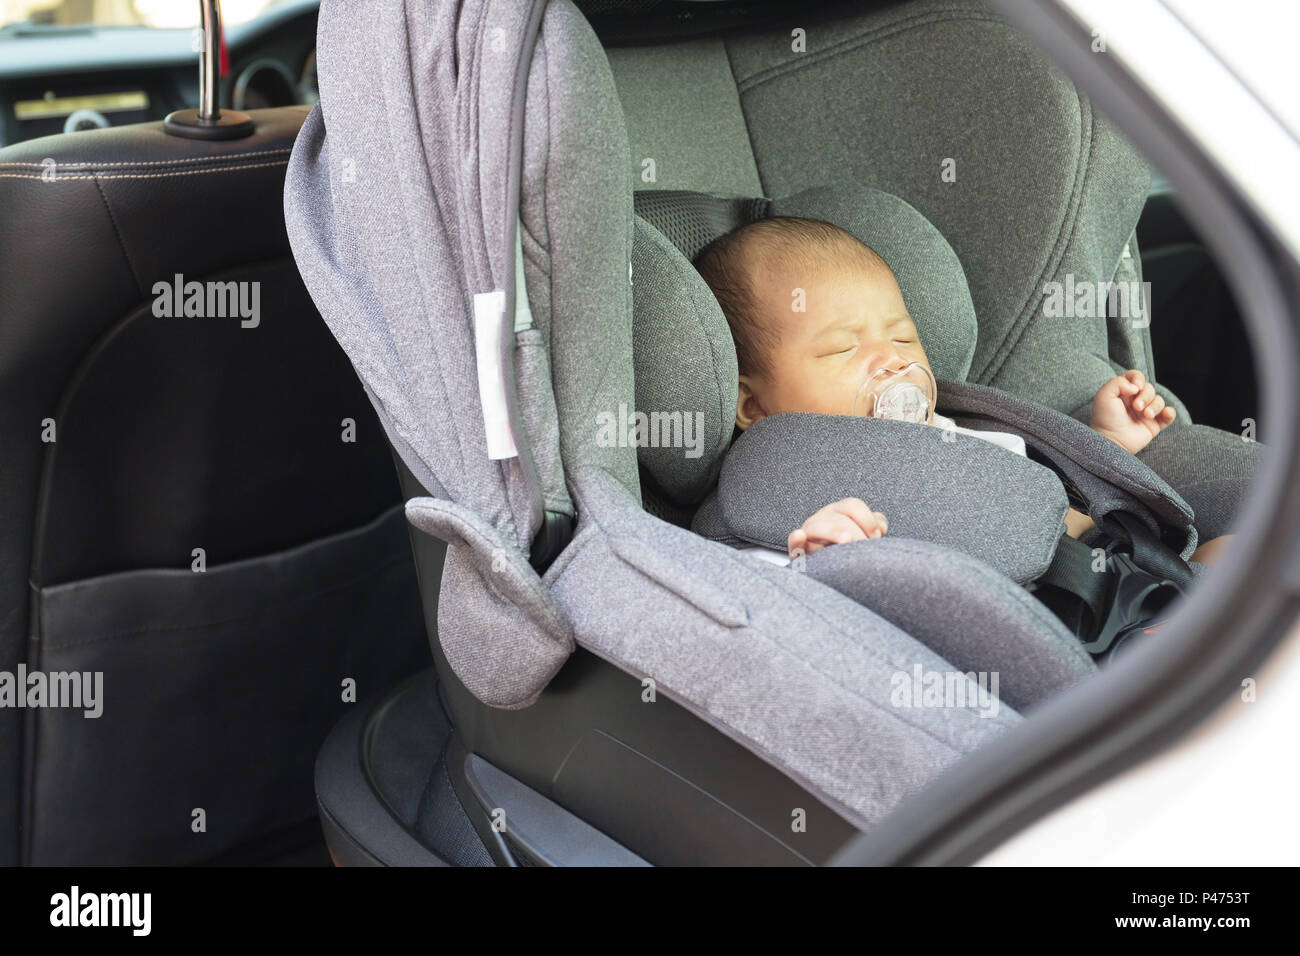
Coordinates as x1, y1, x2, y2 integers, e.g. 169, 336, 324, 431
286, 0, 641, 559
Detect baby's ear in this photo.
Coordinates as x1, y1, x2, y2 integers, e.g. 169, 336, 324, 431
736, 375, 766, 431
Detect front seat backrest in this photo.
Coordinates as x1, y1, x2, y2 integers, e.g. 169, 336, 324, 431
0, 107, 428, 865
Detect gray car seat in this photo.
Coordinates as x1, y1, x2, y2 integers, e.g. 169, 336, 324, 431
284, 0, 1258, 865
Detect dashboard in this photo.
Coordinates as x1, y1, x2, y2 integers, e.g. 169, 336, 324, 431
0, 0, 319, 147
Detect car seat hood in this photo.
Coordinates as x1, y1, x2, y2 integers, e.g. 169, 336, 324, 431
286, 0, 640, 558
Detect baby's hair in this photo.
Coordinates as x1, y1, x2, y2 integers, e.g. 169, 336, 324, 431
693, 216, 890, 378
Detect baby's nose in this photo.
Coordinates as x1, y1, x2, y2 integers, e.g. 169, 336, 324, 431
868, 348, 908, 374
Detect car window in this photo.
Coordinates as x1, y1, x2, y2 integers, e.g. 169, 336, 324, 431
0, 0, 281, 30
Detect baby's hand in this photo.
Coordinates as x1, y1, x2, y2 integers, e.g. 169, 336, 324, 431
788, 498, 887, 559
1090, 369, 1175, 454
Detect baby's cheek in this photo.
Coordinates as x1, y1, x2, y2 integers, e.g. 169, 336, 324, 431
814, 382, 858, 417
774, 376, 844, 417
809, 373, 860, 416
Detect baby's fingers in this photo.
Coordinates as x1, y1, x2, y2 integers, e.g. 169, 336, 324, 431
1142, 393, 1166, 420
1131, 381, 1157, 413
1098, 375, 1133, 399
832, 497, 888, 539
805, 515, 863, 548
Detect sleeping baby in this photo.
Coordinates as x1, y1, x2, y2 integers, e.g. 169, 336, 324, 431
692, 216, 1232, 566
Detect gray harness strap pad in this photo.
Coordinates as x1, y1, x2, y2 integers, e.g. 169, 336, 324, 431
694, 411, 1070, 585
937, 379, 1197, 558
694, 380, 1198, 579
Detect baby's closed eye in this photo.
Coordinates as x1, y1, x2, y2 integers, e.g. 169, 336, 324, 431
817, 344, 858, 358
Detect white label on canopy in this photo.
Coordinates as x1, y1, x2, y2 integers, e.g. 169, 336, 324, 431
473, 289, 518, 460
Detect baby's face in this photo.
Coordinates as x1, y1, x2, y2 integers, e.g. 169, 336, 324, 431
737, 258, 933, 428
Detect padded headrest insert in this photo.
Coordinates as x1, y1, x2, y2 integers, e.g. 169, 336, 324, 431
632, 214, 739, 504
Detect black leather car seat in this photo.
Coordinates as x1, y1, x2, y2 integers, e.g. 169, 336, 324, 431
0, 106, 429, 865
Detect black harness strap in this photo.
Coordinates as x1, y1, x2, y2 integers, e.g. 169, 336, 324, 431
1033, 516, 1190, 658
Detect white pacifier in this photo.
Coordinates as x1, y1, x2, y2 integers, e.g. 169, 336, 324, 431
851, 361, 936, 424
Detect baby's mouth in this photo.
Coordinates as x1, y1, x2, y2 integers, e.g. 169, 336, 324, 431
873, 380, 931, 423
851, 361, 936, 423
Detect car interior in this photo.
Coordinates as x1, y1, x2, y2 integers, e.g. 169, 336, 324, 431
0, 0, 1262, 867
